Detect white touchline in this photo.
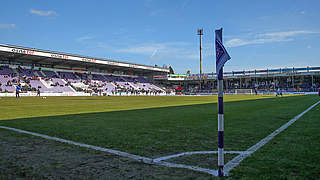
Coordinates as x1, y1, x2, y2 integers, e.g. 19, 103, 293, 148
0, 126, 153, 162
223, 100, 320, 175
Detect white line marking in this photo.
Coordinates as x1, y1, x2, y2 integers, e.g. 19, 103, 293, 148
0, 126, 153, 163
156, 161, 218, 176
1, 100, 318, 177
0, 125, 218, 176
223, 100, 320, 175
154, 151, 244, 162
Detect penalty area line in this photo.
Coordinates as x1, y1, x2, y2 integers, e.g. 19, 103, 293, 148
223, 100, 320, 175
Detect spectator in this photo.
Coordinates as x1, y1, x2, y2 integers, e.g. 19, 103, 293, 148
16, 84, 21, 98
37, 88, 41, 97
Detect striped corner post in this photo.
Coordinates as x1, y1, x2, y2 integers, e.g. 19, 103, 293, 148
217, 68, 224, 177
215, 27, 230, 177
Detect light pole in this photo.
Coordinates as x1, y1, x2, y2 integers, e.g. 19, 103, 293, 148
198, 29, 203, 92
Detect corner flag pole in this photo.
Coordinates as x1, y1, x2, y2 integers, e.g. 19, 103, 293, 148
217, 57, 224, 177
215, 28, 231, 177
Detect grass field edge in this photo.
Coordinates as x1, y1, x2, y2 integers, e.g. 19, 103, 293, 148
224, 100, 320, 175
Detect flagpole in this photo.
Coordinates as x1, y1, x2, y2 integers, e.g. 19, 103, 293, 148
217, 65, 224, 177
215, 28, 228, 177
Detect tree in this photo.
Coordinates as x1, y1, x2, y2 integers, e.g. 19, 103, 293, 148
169, 66, 174, 74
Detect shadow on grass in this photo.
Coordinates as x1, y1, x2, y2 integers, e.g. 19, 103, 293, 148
0, 95, 318, 158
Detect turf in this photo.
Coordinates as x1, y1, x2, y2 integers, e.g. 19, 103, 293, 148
0, 95, 273, 120
228, 100, 320, 179
0, 95, 319, 179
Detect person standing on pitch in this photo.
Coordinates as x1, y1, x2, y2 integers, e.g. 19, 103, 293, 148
276, 87, 282, 97
254, 83, 258, 95
318, 87, 320, 96
37, 88, 41, 97
16, 84, 21, 98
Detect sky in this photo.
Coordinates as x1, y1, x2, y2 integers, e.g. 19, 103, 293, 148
0, 0, 320, 74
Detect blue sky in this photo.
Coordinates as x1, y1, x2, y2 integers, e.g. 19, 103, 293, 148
1, 0, 319, 74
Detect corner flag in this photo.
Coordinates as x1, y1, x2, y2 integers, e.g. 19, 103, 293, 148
215, 28, 230, 177
215, 28, 231, 73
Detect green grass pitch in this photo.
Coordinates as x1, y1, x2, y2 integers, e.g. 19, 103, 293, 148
0, 95, 319, 178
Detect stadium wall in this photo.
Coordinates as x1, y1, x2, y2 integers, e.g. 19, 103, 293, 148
0, 92, 90, 97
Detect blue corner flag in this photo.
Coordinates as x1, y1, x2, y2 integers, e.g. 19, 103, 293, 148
215, 28, 231, 73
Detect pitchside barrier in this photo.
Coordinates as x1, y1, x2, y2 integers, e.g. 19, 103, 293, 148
0, 92, 91, 97
0, 92, 169, 97
0, 91, 317, 97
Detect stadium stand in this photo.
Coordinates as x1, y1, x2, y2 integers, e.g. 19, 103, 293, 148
1, 44, 318, 96
0, 65, 165, 95
0, 44, 169, 96
154, 66, 320, 95
2, 63, 319, 96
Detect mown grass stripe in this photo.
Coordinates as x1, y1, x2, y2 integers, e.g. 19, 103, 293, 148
224, 100, 320, 175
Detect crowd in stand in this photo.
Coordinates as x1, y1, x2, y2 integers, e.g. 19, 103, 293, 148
87, 78, 164, 95
3, 65, 319, 95
0, 65, 165, 95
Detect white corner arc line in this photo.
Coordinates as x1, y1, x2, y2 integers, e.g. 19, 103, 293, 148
154, 151, 245, 162
0, 125, 218, 176
223, 100, 320, 175
156, 161, 218, 176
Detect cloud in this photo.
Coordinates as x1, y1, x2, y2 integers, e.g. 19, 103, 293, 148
117, 42, 197, 60
260, 30, 315, 38
0, 24, 16, 29
225, 37, 292, 47
181, 0, 191, 9
75, 35, 95, 42
30, 9, 57, 16
149, 9, 166, 16
150, 49, 158, 58
226, 30, 316, 47
117, 43, 164, 55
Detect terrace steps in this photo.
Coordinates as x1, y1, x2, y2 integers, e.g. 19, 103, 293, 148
34, 71, 40, 77
12, 68, 19, 76
40, 79, 52, 88
38, 71, 46, 77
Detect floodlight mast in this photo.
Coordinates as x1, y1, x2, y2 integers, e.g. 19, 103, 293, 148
197, 29, 203, 91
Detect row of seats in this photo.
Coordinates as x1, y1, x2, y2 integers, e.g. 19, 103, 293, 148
0, 66, 164, 93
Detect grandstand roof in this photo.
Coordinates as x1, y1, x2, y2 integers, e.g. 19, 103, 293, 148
0, 44, 169, 74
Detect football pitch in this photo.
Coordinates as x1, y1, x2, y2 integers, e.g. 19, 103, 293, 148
0, 95, 319, 179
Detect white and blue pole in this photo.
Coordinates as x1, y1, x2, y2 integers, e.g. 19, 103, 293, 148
217, 65, 224, 177
215, 28, 230, 177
